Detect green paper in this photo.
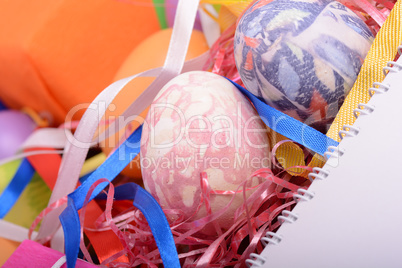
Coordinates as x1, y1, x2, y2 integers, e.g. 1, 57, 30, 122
0, 160, 21, 191
0, 160, 51, 229
153, 0, 168, 29
4, 172, 51, 229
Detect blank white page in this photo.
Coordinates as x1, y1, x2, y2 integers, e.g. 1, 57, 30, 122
252, 58, 402, 268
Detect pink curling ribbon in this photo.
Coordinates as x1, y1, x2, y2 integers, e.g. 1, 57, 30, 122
203, 23, 243, 85
37, 0, 204, 243
72, 167, 302, 266
28, 195, 68, 244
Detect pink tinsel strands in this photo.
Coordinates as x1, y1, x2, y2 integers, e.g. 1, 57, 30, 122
27, 1, 397, 266
203, 23, 241, 86
190, 0, 399, 266
67, 168, 305, 267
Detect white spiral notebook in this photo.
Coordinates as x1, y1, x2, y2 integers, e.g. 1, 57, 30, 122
247, 49, 402, 268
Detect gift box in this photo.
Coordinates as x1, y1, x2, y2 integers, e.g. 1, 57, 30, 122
0, 0, 400, 267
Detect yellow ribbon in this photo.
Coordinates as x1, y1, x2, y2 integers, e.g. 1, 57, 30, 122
274, 0, 402, 176
268, 131, 307, 176
201, 0, 253, 31
200, 0, 402, 175
308, 0, 402, 170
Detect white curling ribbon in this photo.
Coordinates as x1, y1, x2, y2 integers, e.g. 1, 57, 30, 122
0, 219, 37, 242
0, 56, 208, 192
0, 128, 69, 166
0, 150, 65, 167
104, 51, 209, 144
199, 4, 221, 47
37, 0, 203, 242
21, 128, 70, 150
51, 256, 66, 268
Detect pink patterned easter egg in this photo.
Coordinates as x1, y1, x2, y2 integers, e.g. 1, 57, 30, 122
140, 71, 271, 235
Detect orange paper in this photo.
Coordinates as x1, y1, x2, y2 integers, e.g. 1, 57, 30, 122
0, 237, 20, 266
101, 28, 209, 178
0, 0, 160, 125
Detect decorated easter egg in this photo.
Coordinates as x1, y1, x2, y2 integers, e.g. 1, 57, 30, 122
234, 0, 373, 133
140, 71, 271, 235
0, 110, 36, 159
101, 28, 209, 178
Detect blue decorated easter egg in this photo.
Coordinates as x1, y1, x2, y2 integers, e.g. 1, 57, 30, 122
234, 0, 373, 133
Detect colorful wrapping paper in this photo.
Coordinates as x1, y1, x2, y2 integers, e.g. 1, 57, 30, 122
3, 240, 97, 268
0, 0, 400, 266
0, 0, 160, 125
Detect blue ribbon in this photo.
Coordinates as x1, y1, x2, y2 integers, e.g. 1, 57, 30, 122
60, 198, 81, 266
67, 125, 141, 210
97, 183, 180, 265
59, 78, 338, 267
59, 125, 180, 268
0, 158, 35, 218
227, 79, 339, 156
78, 171, 92, 184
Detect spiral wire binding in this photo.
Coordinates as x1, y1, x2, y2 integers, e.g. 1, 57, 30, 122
323, 146, 345, 160
353, 103, 375, 118
339, 125, 360, 141
245, 45, 402, 268
369, 82, 390, 97
308, 167, 330, 182
293, 188, 315, 202
261, 232, 283, 246
246, 253, 267, 267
